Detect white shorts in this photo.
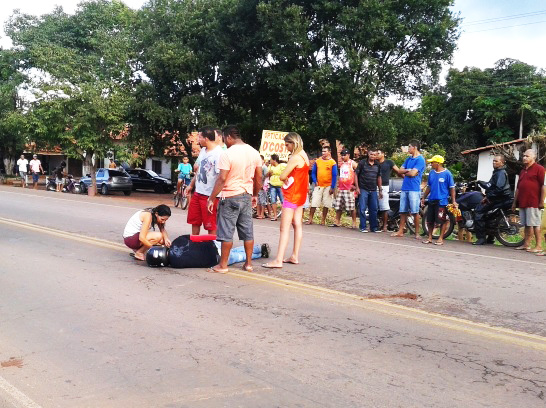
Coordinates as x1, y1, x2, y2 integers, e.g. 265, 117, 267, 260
378, 186, 390, 211
519, 208, 543, 227
311, 186, 333, 209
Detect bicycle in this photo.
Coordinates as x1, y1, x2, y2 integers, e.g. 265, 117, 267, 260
173, 177, 190, 210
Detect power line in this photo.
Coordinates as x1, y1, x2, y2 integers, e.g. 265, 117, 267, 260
465, 19, 546, 33
462, 10, 546, 26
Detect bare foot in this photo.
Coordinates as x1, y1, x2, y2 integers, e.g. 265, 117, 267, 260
283, 257, 299, 265
304, 220, 313, 225
242, 263, 253, 272
390, 233, 404, 237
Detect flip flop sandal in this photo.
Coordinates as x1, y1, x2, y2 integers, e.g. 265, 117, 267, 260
434, 242, 444, 246
206, 267, 229, 274
129, 253, 145, 261
515, 246, 530, 250
242, 265, 254, 272
262, 263, 283, 269
422, 240, 433, 244
282, 259, 299, 264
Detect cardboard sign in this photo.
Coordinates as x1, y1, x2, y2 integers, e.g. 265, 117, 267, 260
259, 130, 290, 161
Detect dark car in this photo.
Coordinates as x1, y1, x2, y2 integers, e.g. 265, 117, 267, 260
80, 168, 133, 195
126, 169, 174, 193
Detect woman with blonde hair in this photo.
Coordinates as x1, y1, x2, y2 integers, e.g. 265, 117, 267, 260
263, 132, 309, 268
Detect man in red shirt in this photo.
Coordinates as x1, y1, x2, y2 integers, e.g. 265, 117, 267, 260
512, 149, 546, 253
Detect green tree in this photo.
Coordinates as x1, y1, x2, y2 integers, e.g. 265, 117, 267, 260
256, 0, 459, 152
132, 0, 459, 154
6, 0, 136, 192
420, 59, 546, 178
0, 49, 27, 175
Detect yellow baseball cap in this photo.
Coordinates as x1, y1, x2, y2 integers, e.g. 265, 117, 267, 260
427, 155, 444, 164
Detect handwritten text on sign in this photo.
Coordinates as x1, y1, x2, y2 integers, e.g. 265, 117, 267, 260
259, 130, 289, 161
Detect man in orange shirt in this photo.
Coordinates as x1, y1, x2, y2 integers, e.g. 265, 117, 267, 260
306, 146, 338, 225
207, 125, 263, 273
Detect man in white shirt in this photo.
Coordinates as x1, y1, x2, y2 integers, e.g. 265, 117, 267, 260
16, 154, 29, 188
185, 126, 224, 235
29, 154, 44, 189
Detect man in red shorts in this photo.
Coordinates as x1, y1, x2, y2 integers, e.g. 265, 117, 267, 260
185, 126, 223, 235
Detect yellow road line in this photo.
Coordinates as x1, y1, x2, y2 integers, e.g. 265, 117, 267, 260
2, 189, 544, 266
228, 270, 546, 351
0, 217, 127, 253
2, 216, 546, 351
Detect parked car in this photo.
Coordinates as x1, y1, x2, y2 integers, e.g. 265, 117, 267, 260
79, 168, 132, 195
126, 169, 174, 193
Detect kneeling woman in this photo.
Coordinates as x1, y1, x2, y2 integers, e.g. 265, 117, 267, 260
123, 204, 172, 260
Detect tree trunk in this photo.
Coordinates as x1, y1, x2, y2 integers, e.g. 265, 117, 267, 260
83, 153, 97, 196
329, 138, 339, 165
519, 109, 523, 139
3, 156, 16, 176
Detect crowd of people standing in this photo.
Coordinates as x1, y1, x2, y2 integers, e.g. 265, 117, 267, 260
123, 126, 311, 271
123, 129, 546, 268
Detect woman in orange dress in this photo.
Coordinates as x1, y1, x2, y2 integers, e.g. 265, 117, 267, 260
263, 132, 309, 268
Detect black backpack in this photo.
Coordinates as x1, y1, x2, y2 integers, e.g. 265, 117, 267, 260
168, 235, 219, 268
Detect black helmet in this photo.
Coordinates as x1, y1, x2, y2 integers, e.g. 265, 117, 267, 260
146, 246, 170, 267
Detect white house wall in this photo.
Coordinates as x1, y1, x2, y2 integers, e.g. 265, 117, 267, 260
475, 142, 536, 186
145, 157, 172, 178
477, 151, 494, 182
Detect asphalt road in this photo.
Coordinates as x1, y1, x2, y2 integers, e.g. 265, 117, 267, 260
0, 186, 545, 407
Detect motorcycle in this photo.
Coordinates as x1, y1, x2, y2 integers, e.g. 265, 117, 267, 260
46, 174, 81, 194
421, 181, 524, 247
375, 190, 418, 233
46, 176, 56, 191
419, 182, 468, 239
62, 174, 81, 194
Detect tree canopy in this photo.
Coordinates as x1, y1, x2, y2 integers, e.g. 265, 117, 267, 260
13, 0, 546, 182
0, 48, 27, 174
132, 0, 460, 153
5, 0, 136, 183
419, 59, 546, 176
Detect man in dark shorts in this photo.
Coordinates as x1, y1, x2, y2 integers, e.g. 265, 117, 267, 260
207, 125, 262, 273
421, 155, 456, 245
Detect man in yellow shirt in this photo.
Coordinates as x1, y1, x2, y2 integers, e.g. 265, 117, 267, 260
306, 146, 338, 225
267, 154, 286, 221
